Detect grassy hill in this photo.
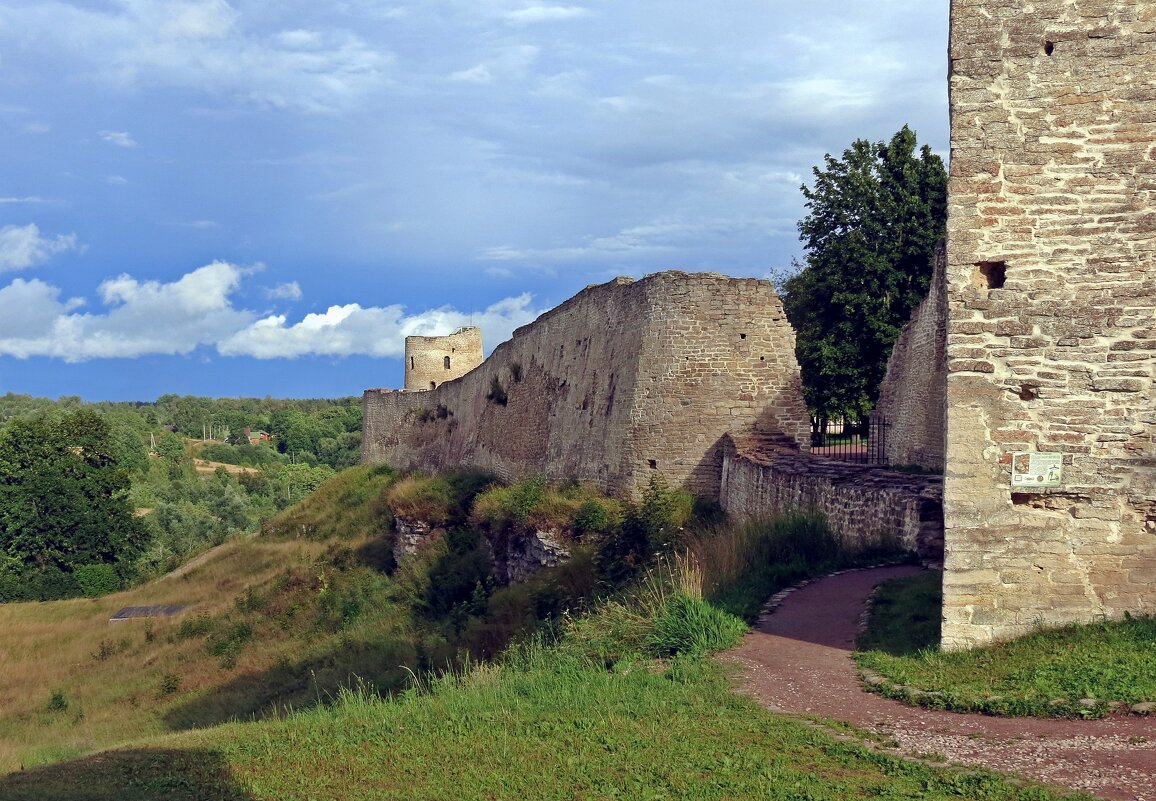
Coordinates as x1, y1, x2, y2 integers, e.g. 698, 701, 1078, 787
0, 465, 401, 774
0, 467, 1092, 800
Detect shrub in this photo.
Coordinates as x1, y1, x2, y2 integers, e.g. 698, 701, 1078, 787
486, 376, 508, 406
73, 563, 122, 597
47, 690, 69, 712
157, 674, 181, 698
594, 475, 694, 587
387, 470, 494, 529
471, 477, 624, 538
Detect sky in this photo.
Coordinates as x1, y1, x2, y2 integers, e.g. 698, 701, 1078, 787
0, 0, 949, 401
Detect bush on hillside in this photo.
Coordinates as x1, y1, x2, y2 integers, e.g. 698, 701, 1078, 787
595, 475, 694, 586
386, 470, 494, 528
470, 477, 623, 535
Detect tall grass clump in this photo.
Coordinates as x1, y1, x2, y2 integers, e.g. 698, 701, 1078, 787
691, 510, 906, 621
564, 551, 746, 665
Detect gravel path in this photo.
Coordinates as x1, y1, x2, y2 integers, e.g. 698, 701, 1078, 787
722, 566, 1156, 801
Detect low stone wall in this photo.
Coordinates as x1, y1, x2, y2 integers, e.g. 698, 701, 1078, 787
720, 435, 944, 565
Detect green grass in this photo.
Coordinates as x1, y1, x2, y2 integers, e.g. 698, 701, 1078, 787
856, 572, 1156, 718
698, 512, 909, 622
0, 648, 1093, 801
857, 570, 942, 656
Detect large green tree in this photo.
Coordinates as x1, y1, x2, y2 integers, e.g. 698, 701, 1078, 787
0, 410, 151, 598
781, 125, 947, 420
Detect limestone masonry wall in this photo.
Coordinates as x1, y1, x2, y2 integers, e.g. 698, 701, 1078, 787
404, 326, 483, 391
944, 1, 1156, 647
363, 272, 811, 500
720, 435, 944, 565
874, 241, 948, 472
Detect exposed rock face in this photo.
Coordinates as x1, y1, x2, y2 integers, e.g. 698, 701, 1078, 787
943, 1, 1156, 648
492, 527, 573, 584
392, 515, 440, 564
391, 515, 571, 584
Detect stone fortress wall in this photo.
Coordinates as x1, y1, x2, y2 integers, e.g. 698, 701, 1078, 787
874, 242, 949, 473
364, 272, 812, 500
943, 0, 1156, 648
404, 326, 484, 392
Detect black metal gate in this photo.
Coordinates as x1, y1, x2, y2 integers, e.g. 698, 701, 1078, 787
809, 415, 890, 466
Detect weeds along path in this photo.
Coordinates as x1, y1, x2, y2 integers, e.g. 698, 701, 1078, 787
722, 566, 1156, 801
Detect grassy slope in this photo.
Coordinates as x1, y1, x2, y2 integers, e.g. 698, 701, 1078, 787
0, 652, 1092, 801
0, 466, 400, 774
856, 571, 1156, 717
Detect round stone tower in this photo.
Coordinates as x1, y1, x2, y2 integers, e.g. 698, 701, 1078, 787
404, 326, 483, 391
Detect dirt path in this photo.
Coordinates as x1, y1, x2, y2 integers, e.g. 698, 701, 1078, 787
723, 566, 1156, 801
193, 458, 259, 476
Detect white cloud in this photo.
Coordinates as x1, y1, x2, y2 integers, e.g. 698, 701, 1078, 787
0, 196, 46, 204
107, 175, 129, 185
0, 262, 545, 362
0, 262, 253, 361
267, 281, 303, 300
448, 45, 539, 84
161, 0, 237, 40
0, 224, 80, 271
100, 130, 139, 148
219, 294, 543, 359
505, 5, 589, 25
4, 1, 394, 113
0, 279, 84, 339
449, 64, 494, 84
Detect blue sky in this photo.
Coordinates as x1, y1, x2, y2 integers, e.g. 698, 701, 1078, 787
0, 0, 948, 401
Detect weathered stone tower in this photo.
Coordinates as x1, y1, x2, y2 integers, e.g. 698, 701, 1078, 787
404, 326, 483, 391
943, 1, 1156, 648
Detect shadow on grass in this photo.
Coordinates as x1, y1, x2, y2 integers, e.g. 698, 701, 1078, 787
162, 635, 417, 730
0, 748, 253, 801
856, 569, 942, 655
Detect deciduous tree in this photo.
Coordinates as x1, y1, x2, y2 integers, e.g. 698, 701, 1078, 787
781, 125, 946, 420
0, 410, 151, 598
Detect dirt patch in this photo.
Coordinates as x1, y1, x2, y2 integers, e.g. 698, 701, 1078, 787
193, 459, 259, 477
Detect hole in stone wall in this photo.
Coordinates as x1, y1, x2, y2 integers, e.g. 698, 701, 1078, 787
975, 261, 1007, 290
739, 333, 747, 340
1044, 40, 1055, 55
444, 356, 451, 370
410, 356, 415, 370
760, 356, 765, 361
648, 459, 658, 470
430, 381, 437, 390
1019, 385, 1038, 401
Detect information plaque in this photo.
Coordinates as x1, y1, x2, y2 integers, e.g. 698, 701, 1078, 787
1011, 451, 1063, 488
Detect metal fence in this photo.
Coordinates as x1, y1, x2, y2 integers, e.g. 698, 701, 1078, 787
809, 415, 890, 466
